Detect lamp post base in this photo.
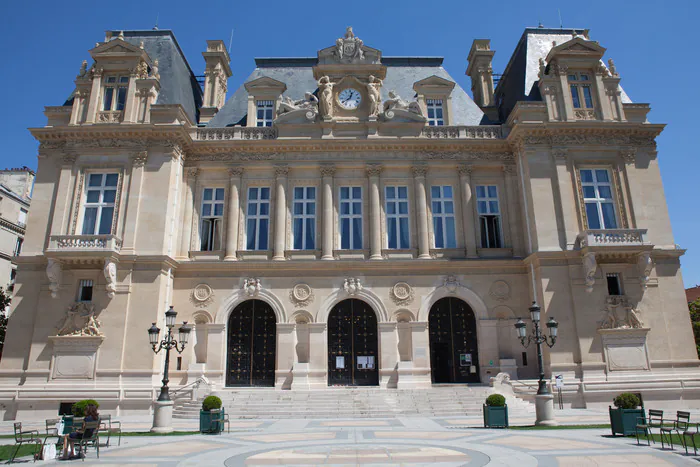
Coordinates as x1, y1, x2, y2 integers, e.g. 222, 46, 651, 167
151, 400, 174, 433
534, 393, 558, 426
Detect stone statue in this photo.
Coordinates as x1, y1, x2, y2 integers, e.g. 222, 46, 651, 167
382, 90, 422, 115
78, 60, 88, 78
151, 59, 160, 80
608, 59, 618, 77
46, 259, 62, 299
135, 60, 149, 79
104, 259, 117, 299
57, 302, 103, 337
366, 75, 382, 117
599, 305, 618, 330
638, 252, 653, 289
335, 27, 364, 62
318, 76, 334, 118
538, 58, 546, 78
625, 305, 644, 329
278, 93, 319, 115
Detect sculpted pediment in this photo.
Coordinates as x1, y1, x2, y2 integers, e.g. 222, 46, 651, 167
90, 37, 146, 59
413, 75, 456, 94
317, 27, 381, 65
546, 37, 606, 61
244, 76, 287, 94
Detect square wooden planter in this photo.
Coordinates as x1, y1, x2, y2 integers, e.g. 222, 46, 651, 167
609, 406, 644, 436
483, 404, 509, 428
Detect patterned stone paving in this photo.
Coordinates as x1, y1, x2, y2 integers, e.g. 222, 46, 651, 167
5, 416, 698, 466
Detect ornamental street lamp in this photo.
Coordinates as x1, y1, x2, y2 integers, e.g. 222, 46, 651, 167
514, 301, 559, 425
148, 306, 191, 433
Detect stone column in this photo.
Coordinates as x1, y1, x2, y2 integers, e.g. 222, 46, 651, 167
276, 323, 295, 389
122, 72, 138, 123
121, 151, 148, 253
272, 165, 289, 261
203, 323, 226, 390
69, 89, 88, 125
224, 167, 243, 260
50, 154, 77, 236
85, 67, 103, 124
179, 168, 198, 258
367, 164, 383, 260
307, 323, 327, 388
379, 322, 398, 388
401, 322, 431, 388
458, 164, 478, 258
320, 166, 335, 260
412, 166, 431, 259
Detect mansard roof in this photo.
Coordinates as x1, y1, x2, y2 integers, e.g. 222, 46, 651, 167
208, 57, 486, 127
494, 27, 631, 122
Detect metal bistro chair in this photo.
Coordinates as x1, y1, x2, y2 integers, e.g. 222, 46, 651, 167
99, 414, 122, 446
9, 422, 41, 464
74, 420, 100, 461
636, 409, 663, 446
659, 410, 690, 450
222, 411, 230, 434
42, 418, 63, 452
682, 422, 700, 455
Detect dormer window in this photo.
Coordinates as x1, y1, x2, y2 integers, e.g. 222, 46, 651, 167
256, 100, 275, 127
568, 73, 594, 110
426, 99, 444, 126
103, 75, 129, 111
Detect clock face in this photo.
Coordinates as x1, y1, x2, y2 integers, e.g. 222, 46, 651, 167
338, 88, 362, 110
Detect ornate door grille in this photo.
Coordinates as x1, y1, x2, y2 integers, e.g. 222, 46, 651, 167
328, 299, 379, 386
428, 297, 480, 384
226, 300, 276, 387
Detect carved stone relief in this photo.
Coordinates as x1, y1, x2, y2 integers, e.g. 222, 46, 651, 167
343, 278, 362, 295
583, 252, 597, 293
390, 282, 414, 305
290, 283, 314, 308
191, 284, 214, 308
598, 296, 644, 330
103, 259, 117, 299
443, 275, 460, 294
47, 259, 62, 299
489, 280, 511, 302
56, 302, 103, 337
243, 278, 262, 297
637, 252, 653, 289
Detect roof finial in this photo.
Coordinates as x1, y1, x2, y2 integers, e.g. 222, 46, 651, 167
153, 12, 159, 30
140, 40, 144, 49
118, 30, 124, 40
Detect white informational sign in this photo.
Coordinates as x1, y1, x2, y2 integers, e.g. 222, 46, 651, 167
555, 374, 564, 389
357, 356, 375, 369
336, 356, 345, 369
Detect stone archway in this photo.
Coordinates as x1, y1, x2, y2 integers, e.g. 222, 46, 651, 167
226, 299, 276, 387
327, 299, 379, 387
428, 297, 480, 384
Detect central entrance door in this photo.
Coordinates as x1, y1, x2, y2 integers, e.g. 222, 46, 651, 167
226, 299, 276, 387
327, 299, 379, 386
428, 297, 480, 384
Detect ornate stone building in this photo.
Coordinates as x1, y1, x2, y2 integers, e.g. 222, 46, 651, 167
1, 26, 696, 418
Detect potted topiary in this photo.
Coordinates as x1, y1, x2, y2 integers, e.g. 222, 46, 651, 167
199, 395, 224, 434
609, 392, 644, 436
483, 394, 508, 428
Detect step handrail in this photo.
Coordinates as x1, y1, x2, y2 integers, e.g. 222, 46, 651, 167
170, 376, 210, 399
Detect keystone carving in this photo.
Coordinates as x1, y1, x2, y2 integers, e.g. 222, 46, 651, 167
243, 278, 261, 296
343, 278, 362, 295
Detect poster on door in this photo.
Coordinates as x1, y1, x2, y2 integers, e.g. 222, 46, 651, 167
356, 356, 375, 369
460, 353, 472, 367
335, 356, 345, 369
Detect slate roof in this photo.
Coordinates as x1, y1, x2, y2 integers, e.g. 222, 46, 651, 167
63, 30, 203, 124
207, 57, 487, 127
494, 27, 632, 122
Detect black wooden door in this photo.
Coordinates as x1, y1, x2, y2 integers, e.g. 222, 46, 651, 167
428, 297, 479, 383
226, 300, 276, 387
328, 299, 379, 386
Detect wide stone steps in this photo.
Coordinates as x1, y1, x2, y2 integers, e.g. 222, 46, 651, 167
172, 386, 535, 419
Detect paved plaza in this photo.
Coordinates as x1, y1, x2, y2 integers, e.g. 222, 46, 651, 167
3, 413, 700, 466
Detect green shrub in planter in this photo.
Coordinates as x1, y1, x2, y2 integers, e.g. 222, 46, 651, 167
72, 399, 99, 417
200, 395, 224, 434
609, 392, 644, 436
483, 394, 508, 428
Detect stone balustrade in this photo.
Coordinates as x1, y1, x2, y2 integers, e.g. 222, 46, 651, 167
576, 229, 649, 248
421, 125, 503, 139
47, 235, 122, 252
193, 127, 278, 141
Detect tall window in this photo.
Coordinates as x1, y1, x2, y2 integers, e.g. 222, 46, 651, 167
246, 187, 270, 250
13, 238, 22, 256
476, 185, 502, 248
340, 187, 362, 250
580, 169, 617, 229
431, 186, 456, 248
82, 173, 118, 235
256, 100, 274, 127
426, 99, 444, 126
385, 186, 409, 249
292, 187, 316, 250
78, 279, 94, 302
103, 75, 129, 111
200, 188, 225, 251
606, 273, 622, 296
18, 208, 27, 227
568, 73, 594, 109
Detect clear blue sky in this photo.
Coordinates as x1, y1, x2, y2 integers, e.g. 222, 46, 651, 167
1, 0, 698, 286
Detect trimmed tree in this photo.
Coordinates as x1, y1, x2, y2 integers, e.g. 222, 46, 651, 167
689, 298, 700, 357
0, 288, 11, 361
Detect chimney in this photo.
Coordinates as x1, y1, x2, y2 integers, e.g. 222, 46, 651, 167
466, 39, 495, 109
200, 40, 232, 124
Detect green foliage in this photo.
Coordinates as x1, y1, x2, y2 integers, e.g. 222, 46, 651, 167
485, 394, 506, 407
613, 392, 640, 409
202, 395, 222, 411
71, 399, 99, 417
0, 288, 11, 358
689, 298, 700, 357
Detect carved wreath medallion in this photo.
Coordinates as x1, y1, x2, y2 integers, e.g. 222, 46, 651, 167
489, 280, 511, 302
390, 282, 414, 305
290, 283, 314, 307
191, 284, 214, 307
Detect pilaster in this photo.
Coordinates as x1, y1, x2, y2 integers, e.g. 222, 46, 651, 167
272, 165, 289, 261
320, 166, 335, 260
224, 167, 243, 260
412, 165, 431, 259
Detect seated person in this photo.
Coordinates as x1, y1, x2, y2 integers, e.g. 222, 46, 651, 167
60, 404, 99, 460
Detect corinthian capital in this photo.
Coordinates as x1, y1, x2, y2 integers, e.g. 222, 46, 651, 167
228, 166, 244, 178
411, 165, 428, 177
320, 165, 336, 177
274, 165, 289, 178
366, 164, 382, 177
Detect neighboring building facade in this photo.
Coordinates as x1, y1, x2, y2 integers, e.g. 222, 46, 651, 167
687, 286, 700, 303
1, 26, 697, 418
0, 168, 33, 301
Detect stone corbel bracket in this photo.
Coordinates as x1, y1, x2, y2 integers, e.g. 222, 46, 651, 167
103, 259, 117, 299
583, 252, 597, 293
46, 259, 62, 299
637, 251, 654, 289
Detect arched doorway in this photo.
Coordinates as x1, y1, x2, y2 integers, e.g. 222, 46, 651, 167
428, 297, 480, 384
226, 300, 276, 387
327, 299, 379, 386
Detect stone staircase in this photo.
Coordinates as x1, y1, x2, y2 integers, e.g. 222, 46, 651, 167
172, 385, 535, 419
